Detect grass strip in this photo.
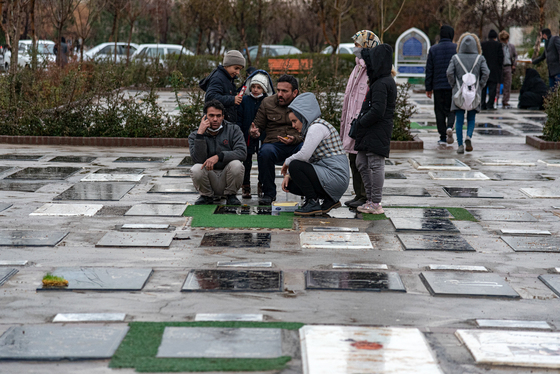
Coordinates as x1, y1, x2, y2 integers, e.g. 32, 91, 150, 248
362, 207, 477, 222
410, 121, 437, 130
184, 205, 294, 229
110, 321, 303, 372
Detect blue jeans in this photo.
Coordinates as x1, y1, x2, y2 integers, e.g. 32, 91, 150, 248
455, 109, 476, 146
549, 74, 560, 90
257, 142, 302, 199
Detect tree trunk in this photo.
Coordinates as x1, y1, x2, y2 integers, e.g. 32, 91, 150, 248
196, 28, 203, 55
127, 22, 134, 65
29, 0, 37, 70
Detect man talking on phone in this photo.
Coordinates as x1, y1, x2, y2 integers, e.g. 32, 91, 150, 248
188, 100, 247, 205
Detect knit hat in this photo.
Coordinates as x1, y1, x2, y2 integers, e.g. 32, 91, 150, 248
223, 50, 245, 68
352, 30, 380, 49
488, 29, 498, 39
440, 25, 454, 40
248, 73, 269, 93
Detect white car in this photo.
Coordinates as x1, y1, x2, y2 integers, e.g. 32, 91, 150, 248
4, 40, 56, 70
84, 42, 139, 62
321, 43, 355, 55
131, 44, 193, 65
245, 45, 302, 61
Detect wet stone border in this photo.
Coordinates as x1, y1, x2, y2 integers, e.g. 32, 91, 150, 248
526, 135, 560, 150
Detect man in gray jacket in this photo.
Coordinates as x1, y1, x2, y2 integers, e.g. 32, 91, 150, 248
533, 28, 560, 90
188, 100, 247, 205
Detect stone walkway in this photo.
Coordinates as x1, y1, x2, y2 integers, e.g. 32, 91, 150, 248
0, 91, 559, 373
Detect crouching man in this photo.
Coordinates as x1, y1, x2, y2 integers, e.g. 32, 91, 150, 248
188, 100, 247, 205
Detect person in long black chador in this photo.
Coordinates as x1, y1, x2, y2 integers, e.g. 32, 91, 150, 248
518, 68, 548, 110
481, 30, 504, 110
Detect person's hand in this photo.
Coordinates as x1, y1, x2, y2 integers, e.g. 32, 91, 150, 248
198, 115, 210, 135
202, 155, 219, 170
277, 135, 294, 144
249, 122, 260, 138
234, 95, 242, 105
426, 91, 433, 99
280, 163, 289, 176
281, 175, 290, 192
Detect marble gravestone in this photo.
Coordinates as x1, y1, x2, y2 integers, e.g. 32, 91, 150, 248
395, 28, 430, 78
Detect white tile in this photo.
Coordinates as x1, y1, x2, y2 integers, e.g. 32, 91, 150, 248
300, 232, 373, 250
520, 188, 560, 198
478, 159, 536, 166
409, 158, 470, 171
456, 329, 560, 368
121, 224, 170, 229
30, 203, 103, 217
217, 261, 273, 268
500, 229, 551, 235
194, 313, 263, 322
312, 227, 359, 232
428, 171, 490, 181
301, 325, 443, 374
0, 260, 27, 266
125, 204, 188, 217
81, 174, 143, 182
476, 320, 551, 330
538, 159, 560, 167
332, 263, 388, 270
428, 265, 488, 272
53, 313, 126, 322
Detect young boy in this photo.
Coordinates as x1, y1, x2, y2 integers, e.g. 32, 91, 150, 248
236, 72, 274, 198
199, 50, 246, 123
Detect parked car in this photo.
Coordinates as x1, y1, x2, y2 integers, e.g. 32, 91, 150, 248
4, 40, 56, 70
84, 42, 139, 62
131, 44, 193, 65
321, 43, 355, 55
244, 45, 303, 61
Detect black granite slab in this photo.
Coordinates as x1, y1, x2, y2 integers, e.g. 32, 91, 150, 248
397, 234, 475, 251
114, 156, 167, 163
5, 167, 80, 180
486, 116, 515, 120
420, 272, 520, 298
390, 218, 460, 232
0, 325, 129, 360
200, 233, 271, 248
305, 270, 406, 292
178, 156, 193, 166
0, 268, 18, 287
54, 183, 136, 201
182, 269, 283, 292
0, 182, 47, 192
95, 168, 144, 174
524, 116, 547, 123
48, 156, 97, 163
214, 206, 272, 215
511, 123, 543, 133
0, 230, 67, 246
443, 187, 504, 198
0, 154, 43, 161
385, 172, 407, 179
501, 236, 560, 252
538, 274, 560, 297
474, 129, 514, 136
37, 267, 153, 291
476, 122, 501, 128
383, 187, 431, 197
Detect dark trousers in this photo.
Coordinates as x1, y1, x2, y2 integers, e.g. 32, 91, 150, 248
482, 81, 498, 109
549, 74, 560, 91
433, 89, 455, 141
348, 153, 365, 200
242, 152, 254, 186
287, 160, 328, 200
258, 142, 302, 199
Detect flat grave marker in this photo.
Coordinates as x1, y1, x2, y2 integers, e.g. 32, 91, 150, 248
37, 267, 153, 291
30, 203, 103, 217
398, 234, 474, 251
300, 232, 373, 249
96, 232, 175, 248
420, 272, 520, 298
391, 218, 460, 233
182, 269, 283, 292
305, 270, 406, 292
54, 183, 136, 201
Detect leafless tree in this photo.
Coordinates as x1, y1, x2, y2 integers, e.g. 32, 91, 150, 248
74, 0, 106, 62
45, 0, 82, 66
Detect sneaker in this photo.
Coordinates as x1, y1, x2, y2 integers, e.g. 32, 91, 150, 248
322, 199, 341, 214
242, 185, 251, 199
438, 140, 447, 146
259, 195, 273, 206
465, 137, 473, 152
357, 201, 384, 214
446, 128, 454, 144
294, 198, 323, 216
194, 195, 213, 205
344, 196, 362, 207
457, 145, 464, 154
347, 197, 367, 208
226, 195, 241, 205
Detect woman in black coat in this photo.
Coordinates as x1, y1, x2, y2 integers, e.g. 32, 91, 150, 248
353, 44, 397, 215
519, 68, 548, 110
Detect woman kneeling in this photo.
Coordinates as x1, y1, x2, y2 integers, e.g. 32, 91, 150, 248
281, 93, 350, 216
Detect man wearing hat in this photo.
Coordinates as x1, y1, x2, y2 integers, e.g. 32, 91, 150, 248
481, 30, 504, 110
199, 50, 246, 122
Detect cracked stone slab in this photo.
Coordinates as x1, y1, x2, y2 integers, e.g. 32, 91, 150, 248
420, 272, 520, 298
0, 230, 67, 246
30, 203, 103, 217
37, 267, 153, 291
96, 231, 175, 248
300, 232, 373, 249
54, 183, 136, 201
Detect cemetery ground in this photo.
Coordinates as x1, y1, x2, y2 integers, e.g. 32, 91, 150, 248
0, 90, 559, 374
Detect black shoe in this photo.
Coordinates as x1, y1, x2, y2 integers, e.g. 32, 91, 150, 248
259, 195, 273, 205
322, 199, 341, 214
294, 198, 323, 216
344, 196, 362, 206
226, 195, 241, 205
347, 197, 367, 208
194, 195, 213, 205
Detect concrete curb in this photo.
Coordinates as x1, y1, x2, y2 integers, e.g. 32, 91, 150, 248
526, 135, 560, 150
0, 136, 189, 147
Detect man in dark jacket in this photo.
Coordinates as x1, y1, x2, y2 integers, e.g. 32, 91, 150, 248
249, 74, 302, 205
199, 50, 245, 122
532, 28, 560, 90
188, 100, 247, 206
425, 25, 457, 145
481, 30, 504, 110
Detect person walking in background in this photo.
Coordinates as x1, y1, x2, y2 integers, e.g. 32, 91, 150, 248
340, 29, 380, 209
480, 30, 503, 110
351, 44, 397, 215
498, 31, 517, 109
447, 33, 490, 154
425, 25, 457, 146
532, 29, 560, 90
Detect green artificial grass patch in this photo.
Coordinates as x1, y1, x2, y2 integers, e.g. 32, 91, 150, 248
184, 205, 294, 229
410, 121, 437, 130
362, 207, 477, 222
110, 321, 304, 372
361, 212, 388, 220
